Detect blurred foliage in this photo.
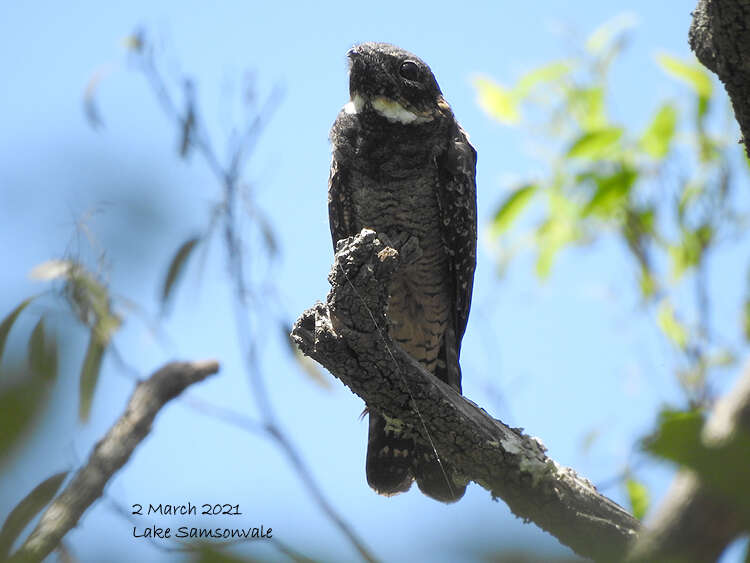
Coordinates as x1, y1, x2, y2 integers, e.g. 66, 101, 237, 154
643, 408, 750, 524
0, 304, 58, 462
624, 476, 650, 521
0, 471, 68, 559
475, 15, 750, 523
30, 259, 122, 421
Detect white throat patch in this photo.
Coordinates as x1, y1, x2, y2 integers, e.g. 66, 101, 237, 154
343, 93, 431, 125
343, 93, 365, 115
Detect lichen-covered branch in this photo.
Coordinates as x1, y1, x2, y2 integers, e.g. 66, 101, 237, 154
10, 360, 220, 563
689, 0, 750, 157
628, 366, 750, 561
291, 229, 639, 561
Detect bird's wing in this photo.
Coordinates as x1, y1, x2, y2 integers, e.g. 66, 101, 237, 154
436, 123, 478, 354
328, 113, 357, 250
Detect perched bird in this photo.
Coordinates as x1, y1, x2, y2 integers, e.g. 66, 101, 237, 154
328, 42, 477, 503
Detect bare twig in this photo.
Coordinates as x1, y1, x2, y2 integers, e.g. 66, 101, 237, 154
10, 360, 220, 563
292, 229, 640, 561
129, 35, 376, 562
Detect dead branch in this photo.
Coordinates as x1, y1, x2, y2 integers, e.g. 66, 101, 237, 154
10, 360, 220, 563
291, 229, 639, 561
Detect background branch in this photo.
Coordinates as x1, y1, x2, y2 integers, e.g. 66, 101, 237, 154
10, 360, 220, 563
628, 364, 750, 561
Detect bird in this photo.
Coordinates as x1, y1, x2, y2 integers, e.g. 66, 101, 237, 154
327, 42, 477, 503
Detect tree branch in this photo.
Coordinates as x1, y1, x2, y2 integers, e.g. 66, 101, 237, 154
291, 229, 639, 561
628, 364, 750, 561
689, 0, 750, 157
10, 360, 220, 563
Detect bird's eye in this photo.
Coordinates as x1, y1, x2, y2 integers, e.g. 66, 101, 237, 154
399, 61, 420, 81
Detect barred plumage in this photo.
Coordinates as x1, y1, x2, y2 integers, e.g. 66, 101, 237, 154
328, 42, 477, 503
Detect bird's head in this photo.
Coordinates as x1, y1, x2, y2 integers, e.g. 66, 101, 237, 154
345, 42, 448, 124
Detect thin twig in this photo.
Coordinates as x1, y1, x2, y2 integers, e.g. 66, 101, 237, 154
10, 360, 220, 563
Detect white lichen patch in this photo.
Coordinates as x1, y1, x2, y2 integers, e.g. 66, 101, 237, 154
382, 414, 406, 434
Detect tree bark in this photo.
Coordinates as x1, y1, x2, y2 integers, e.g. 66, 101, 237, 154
689, 0, 750, 156
292, 229, 639, 561
9, 360, 220, 563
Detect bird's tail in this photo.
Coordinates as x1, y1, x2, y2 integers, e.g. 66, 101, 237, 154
413, 443, 466, 503
366, 413, 414, 495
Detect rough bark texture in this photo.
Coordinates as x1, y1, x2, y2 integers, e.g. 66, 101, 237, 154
628, 366, 750, 561
10, 360, 220, 563
292, 229, 639, 561
689, 0, 750, 156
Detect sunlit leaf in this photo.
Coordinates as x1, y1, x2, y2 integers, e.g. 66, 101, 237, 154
586, 13, 639, 55
656, 53, 713, 99
535, 192, 580, 278
568, 87, 606, 130
29, 259, 73, 281
0, 471, 68, 559
656, 301, 688, 351
492, 184, 537, 235
567, 127, 623, 158
473, 76, 520, 125
0, 298, 35, 368
639, 269, 657, 299
516, 61, 572, 98
161, 237, 200, 308
625, 478, 650, 520
641, 103, 677, 158
79, 331, 106, 422
582, 167, 637, 216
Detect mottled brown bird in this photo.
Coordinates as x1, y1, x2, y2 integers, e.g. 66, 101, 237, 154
328, 42, 477, 503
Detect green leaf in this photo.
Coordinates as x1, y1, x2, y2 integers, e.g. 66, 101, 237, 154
492, 184, 537, 235
640, 103, 677, 158
535, 191, 580, 278
516, 61, 572, 98
161, 236, 200, 308
668, 225, 712, 279
27, 318, 57, 381
0, 374, 51, 458
0, 298, 35, 368
568, 87, 606, 130
643, 408, 750, 517
473, 76, 520, 125
582, 167, 637, 216
79, 331, 106, 422
0, 471, 68, 559
625, 478, 650, 520
656, 300, 688, 351
567, 127, 623, 159
656, 53, 713, 99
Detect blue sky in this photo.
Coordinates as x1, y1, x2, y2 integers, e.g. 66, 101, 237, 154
1, 1, 746, 561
